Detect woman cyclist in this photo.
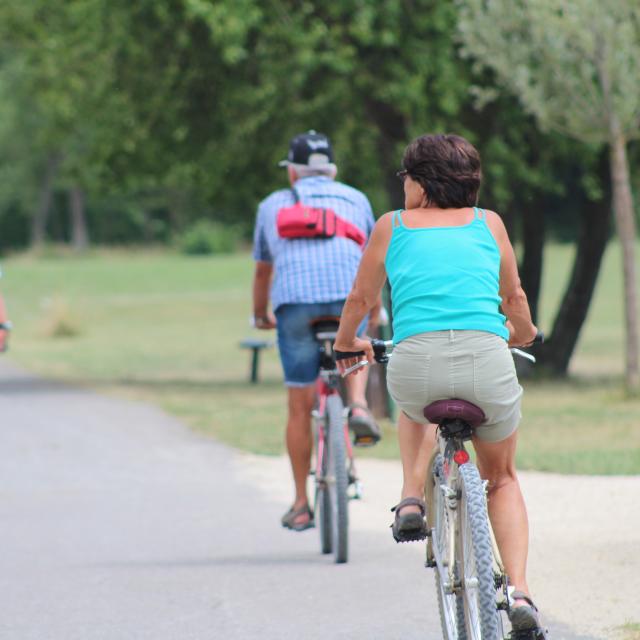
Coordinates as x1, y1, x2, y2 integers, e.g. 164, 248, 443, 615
334, 134, 543, 635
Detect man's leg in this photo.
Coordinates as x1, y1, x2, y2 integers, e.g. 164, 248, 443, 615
345, 366, 368, 407
397, 412, 437, 513
285, 384, 316, 526
345, 367, 383, 443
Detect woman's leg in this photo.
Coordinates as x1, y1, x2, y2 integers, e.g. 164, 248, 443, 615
473, 431, 531, 602
397, 412, 437, 513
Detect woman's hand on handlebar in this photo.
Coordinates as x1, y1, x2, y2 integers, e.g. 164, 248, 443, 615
506, 321, 540, 348
334, 336, 374, 376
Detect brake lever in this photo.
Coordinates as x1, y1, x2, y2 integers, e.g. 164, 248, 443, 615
510, 348, 536, 363
340, 360, 369, 378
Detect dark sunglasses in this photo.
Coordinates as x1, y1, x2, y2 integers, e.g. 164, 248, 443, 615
396, 169, 411, 182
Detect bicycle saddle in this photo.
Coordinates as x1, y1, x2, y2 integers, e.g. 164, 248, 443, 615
423, 399, 486, 428
310, 315, 341, 340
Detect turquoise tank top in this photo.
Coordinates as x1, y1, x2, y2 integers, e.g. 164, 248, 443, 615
385, 208, 509, 344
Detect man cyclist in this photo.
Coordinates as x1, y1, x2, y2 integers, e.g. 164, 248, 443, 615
252, 130, 381, 531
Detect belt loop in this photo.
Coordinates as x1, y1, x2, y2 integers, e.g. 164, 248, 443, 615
449, 329, 454, 342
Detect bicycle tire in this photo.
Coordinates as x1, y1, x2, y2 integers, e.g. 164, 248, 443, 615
316, 423, 332, 554
458, 463, 501, 639
326, 394, 349, 563
432, 455, 467, 640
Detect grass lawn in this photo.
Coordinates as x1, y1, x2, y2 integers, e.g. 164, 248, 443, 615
1, 243, 639, 474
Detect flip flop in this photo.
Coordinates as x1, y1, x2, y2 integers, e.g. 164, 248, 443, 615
390, 497, 428, 543
348, 403, 382, 446
281, 504, 314, 531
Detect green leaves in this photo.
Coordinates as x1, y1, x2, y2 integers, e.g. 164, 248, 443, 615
457, 0, 640, 144
0, 0, 620, 248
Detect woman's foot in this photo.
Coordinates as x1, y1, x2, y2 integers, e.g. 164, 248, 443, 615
509, 591, 546, 638
390, 497, 427, 542
281, 502, 314, 531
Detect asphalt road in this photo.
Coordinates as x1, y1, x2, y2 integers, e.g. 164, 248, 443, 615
0, 361, 589, 640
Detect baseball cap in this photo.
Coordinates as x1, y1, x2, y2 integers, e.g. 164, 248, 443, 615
278, 130, 335, 169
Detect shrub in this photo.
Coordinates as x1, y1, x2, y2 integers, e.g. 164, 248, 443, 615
177, 220, 240, 256
40, 297, 82, 338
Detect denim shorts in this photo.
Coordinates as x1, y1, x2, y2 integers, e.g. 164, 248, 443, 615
387, 330, 523, 442
275, 301, 367, 387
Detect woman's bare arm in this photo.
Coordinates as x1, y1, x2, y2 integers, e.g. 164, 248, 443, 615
486, 211, 537, 346
334, 212, 393, 366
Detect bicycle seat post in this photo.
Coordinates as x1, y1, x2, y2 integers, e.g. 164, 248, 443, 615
315, 332, 340, 389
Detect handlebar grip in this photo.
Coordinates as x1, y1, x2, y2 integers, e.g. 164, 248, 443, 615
334, 349, 366, 361
371, 338, 390, 364
533, 331, 544, 344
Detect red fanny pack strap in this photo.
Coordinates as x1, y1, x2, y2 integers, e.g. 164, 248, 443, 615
335, 216, 366, 249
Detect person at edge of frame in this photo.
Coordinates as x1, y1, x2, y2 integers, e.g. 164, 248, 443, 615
334, 133, 545, 637
251, 130, 382, 532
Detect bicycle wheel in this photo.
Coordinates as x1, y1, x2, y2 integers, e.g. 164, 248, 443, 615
458, 463, 500, 639
316, 424, 332, 554
431, 455, 467, 640
326, 394, 349, 563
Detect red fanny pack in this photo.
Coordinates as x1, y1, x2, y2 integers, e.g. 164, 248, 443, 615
276, 188, 366, 249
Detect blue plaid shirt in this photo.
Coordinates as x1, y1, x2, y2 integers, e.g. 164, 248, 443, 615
253, 176, 375, 310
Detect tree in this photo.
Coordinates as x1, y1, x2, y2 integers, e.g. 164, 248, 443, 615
458, 0, 640, 391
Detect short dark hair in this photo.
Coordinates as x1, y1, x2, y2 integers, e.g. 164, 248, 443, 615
402, 134, 481, 208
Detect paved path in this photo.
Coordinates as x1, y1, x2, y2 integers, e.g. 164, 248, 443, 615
0, 361, 589, 639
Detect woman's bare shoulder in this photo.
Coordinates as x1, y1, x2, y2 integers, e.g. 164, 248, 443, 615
483, 209, 508, 237
372, 211, 395, 234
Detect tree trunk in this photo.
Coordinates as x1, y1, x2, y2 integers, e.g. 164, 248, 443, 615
519, 200, 546, 323
596, 45, 640, 392
364, 98, 407, 210
536, 194, 612, 375
69, 187, 89, 252
609, 132, 639, 392
32, 154, 60, 247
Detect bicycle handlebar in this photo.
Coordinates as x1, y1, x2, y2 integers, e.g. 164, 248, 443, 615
336, 331, 544, 377
334, 338, 392, 364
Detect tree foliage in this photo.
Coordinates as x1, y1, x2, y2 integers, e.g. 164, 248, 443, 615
1, 0, 634, 377
0, 0, 604, 246
458, 0, 640, 389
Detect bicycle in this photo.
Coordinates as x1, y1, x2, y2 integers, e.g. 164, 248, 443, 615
0, 268, 12, 353
310, 316, 374, 564
341, 335, 545, 639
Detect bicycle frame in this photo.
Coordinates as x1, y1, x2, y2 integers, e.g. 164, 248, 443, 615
313, 374, 355, 487
314, 328, 354, 465
425, 428, 510, 609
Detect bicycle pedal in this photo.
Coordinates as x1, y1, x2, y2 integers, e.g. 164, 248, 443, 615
353, 435, 377, 447
348, 480, 364, 500
391, 526, 428, 544
509, 629, 547, 640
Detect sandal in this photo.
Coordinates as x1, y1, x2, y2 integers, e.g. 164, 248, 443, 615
281, 504, 314, 531
348, 403, 381, 446
390, 497, 428, 543
509, 591, 547, 639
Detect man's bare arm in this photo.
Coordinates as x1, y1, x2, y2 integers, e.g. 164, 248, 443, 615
252, 261, 276, 329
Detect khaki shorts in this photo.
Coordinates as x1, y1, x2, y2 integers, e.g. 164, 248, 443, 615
387, 330, 523, 443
